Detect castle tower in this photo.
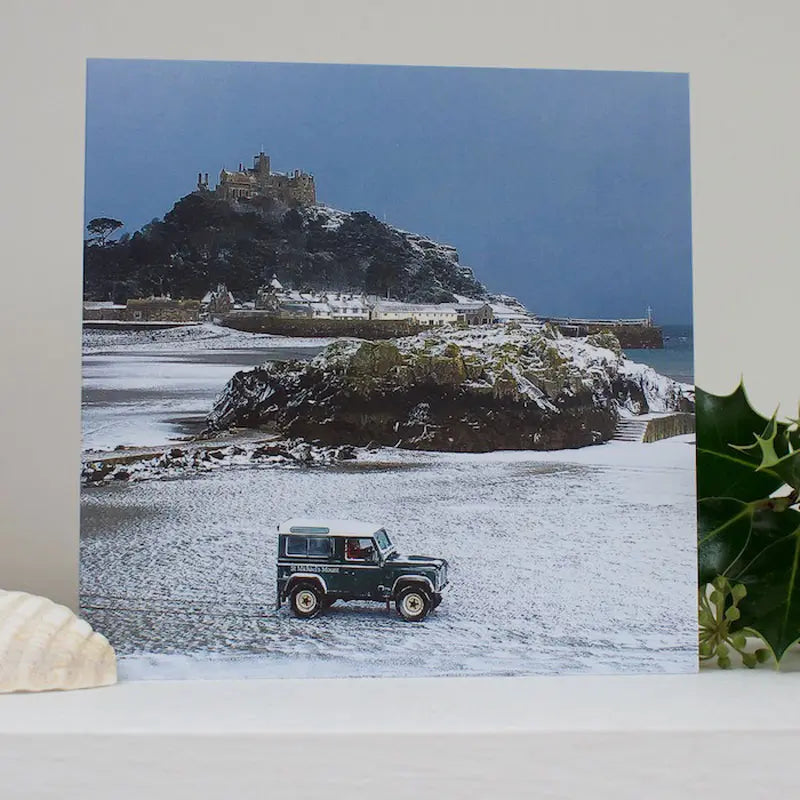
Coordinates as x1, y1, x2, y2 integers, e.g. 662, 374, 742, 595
254, 152, 271, 176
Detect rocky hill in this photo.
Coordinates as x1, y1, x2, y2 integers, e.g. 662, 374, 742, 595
83, 192, 487, 304
206, 325, 693, 452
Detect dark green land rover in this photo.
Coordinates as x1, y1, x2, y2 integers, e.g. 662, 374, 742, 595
276, 518, 449, 621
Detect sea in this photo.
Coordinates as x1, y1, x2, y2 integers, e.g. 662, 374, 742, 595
625, 324, 694, 385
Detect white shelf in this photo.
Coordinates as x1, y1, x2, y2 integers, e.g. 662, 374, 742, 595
1, 666, 799, 735
3, 663, 800, 798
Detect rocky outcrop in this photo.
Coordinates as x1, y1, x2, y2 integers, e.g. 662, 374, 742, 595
206, 325, 693, 453
82, 439, 357, 485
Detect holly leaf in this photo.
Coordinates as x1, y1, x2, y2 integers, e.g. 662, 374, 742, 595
727, 507, 800, 661
697, 498, 754, 585
697, 383, 800, 662
731, 413, 800, 491
696, 383, 787, 501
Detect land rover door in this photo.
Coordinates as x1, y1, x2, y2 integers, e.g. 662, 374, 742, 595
342, 536, 382, 599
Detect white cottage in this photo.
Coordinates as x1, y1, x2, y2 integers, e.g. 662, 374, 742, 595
372, 300, 458, 326
324, 293, 371, 319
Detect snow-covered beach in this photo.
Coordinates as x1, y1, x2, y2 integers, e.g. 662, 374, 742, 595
80, 325, 697, 679
81, 437, 696, 679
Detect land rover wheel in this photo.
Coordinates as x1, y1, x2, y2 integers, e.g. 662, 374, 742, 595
396, 586, 431, 622
290, 583, 323, 619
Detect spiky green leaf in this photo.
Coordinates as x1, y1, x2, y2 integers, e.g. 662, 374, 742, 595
697, 498, 753, 585
732, 413, 800, 490
697, 384, 800, 662
728, 509, 800, 661
696, 384, 787, 501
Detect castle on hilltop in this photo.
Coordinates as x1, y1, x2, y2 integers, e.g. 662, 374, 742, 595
196, 151, 316, 206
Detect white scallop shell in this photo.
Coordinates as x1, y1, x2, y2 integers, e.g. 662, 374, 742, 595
0, 590, 117, 693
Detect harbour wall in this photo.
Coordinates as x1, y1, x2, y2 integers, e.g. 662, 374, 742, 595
219, 312, 426, 339
643, 413, 695, 443
554, 323, 664, 349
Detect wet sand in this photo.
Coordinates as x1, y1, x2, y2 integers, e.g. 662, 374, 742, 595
82, 344, 324, 450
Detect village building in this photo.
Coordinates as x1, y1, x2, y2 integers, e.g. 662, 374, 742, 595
201, 284, 234, 316
308, 301, 333, 318
453, 302, 495, 325
250, 275, 496, 327
372, 300, 459, 326
278, 302, 315, 319
255, 285, 281, 312
83, 297, 201, 323
255, 277, 369, 320
490, 301, 535, 324
323, 293, 371, 320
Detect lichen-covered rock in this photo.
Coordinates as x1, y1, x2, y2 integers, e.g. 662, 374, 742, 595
586, 331, 623, 357
207, 325, 694, 452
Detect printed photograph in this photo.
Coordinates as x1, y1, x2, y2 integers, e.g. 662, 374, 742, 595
81, 60, 696, 679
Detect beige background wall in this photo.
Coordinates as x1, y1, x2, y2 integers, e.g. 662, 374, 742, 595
1, 0, 798, 610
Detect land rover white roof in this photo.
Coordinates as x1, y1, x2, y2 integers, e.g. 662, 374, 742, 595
278, 518, 384, 537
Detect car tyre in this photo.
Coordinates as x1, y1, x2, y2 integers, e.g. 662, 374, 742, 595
395, 586, 431, 622
290, 582, 323, 619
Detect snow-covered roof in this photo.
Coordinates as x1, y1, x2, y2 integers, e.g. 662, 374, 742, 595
283, 290, 313, 302
327, 297, 369, 310
278, 518, 384, 537
270, 276, 283, 289
373, 301, 457, 314
201, 289, 234, 304
491, 304, 532, 320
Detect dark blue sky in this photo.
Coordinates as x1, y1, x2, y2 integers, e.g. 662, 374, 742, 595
85, 60, 692, 323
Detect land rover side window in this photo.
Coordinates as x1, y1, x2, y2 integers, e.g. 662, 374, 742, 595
286, 535, 307, 557
286, 536, 331, 558
375, 529, 392, 551
345, 538, 377, 562
307, 537, 331, 557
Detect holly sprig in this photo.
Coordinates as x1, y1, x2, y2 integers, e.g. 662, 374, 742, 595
697, 383, 800, 666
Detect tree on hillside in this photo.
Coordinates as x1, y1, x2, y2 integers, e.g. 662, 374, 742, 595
86, 217, 123, 246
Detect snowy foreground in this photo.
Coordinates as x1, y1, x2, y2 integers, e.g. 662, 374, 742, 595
81, 436, 697, 680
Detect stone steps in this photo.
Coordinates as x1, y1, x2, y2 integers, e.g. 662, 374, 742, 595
613, 419, 649, 443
